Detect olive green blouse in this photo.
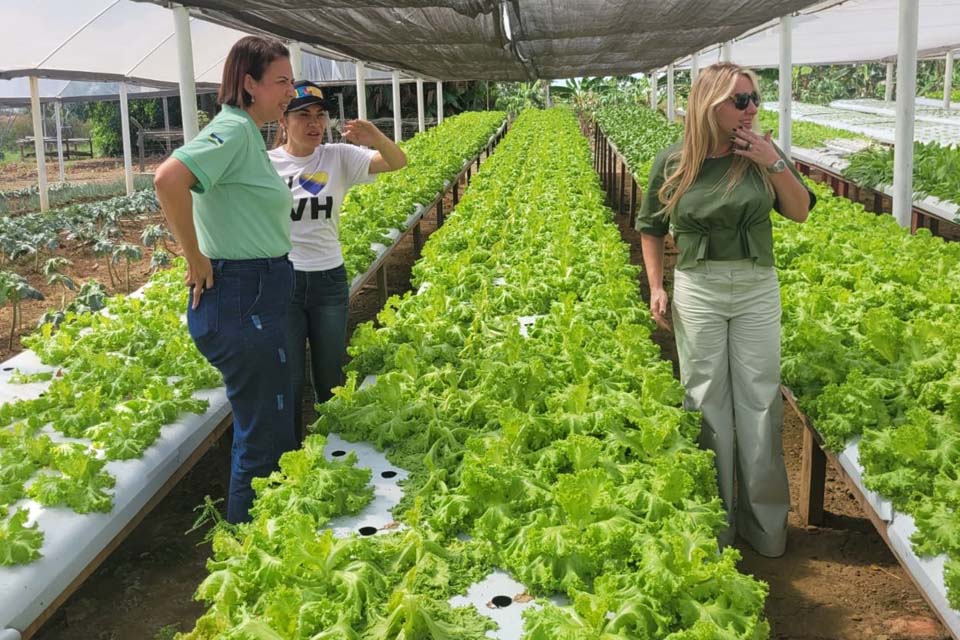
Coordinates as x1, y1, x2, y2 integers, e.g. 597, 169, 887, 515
635, 143, 815, 270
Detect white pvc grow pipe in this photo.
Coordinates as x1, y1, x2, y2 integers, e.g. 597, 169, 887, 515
355, 61, 367, 120
392, 70, 402, 142
778, 14, 793, 156
172, 4, 199, 141
29, 76, 49, 212
416, 78, 425, 132
892, 0, 918, 229
119, 83, 134, 195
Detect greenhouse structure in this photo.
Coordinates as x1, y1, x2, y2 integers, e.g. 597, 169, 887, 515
2, 1, 960, 639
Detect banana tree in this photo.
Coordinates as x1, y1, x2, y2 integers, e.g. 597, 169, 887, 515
0, 271, 44, 348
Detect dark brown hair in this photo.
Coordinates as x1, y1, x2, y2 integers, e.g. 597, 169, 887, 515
218, 35, 289, 108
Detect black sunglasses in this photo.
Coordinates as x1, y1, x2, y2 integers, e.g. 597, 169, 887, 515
730, 92, 760, 110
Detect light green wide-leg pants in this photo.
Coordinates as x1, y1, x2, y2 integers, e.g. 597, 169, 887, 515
672, 259, 789, 558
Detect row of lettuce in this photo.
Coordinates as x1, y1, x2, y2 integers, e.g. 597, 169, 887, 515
175, 108, 771, 639
0, 111, 507, 567
598, 104, 960, 608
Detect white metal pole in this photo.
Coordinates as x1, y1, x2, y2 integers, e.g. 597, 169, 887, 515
721, 41, 732, 62
778, 14, 793, 155
392, 70, 402, 142
892, 0, 919, 229
416, 78, 425, 132
29, 76, 49, 212
649, 72, 657, 110
289, 42, 303, 79
666, 63, 675, 121
885, 61, 895, 102
436, 80, 444, 123
544, 82, 551, 108
172, 4, 199, 141
119, 83, 134, 195
54, 100, 65, 183
355, 61, 367, 120
945, 50, 954, 110
690, 52, 699, 85
162, 96, 171, 152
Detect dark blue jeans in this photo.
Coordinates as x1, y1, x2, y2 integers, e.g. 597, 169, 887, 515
186, 255, 296, 524
288, 264, 350, 441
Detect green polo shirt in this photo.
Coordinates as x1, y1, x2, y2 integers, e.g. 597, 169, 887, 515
172, 105, 292, 260
635, 143, 815, 270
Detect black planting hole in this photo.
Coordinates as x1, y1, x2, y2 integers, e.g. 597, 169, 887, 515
39, 393, 45, 397
491, 595, 513, 608
381, 470, 398, 479
331, 450, 347, 457
358, 526, 378, 536
2, 367, 12, 371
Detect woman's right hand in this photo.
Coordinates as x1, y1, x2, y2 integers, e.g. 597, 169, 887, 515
186, 254, 214, 309
649, 287, 671, 331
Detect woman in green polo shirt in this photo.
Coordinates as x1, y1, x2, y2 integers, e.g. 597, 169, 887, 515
636, 62, 816, 558
154, 35, 297, 524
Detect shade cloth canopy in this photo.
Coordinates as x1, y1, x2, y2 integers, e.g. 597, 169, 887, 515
129, 0, 822, 80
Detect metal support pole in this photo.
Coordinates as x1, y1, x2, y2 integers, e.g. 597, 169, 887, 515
779, 14, 793, 155
289, 42, 303, 79
119, 83, 134, 195
945, 50, 954, 110
544, 82, 551, 108
162, 96, 171, 152
173, 4, 199, 141
649, 72, 657, 110
392, 70, 402, 142
436, 80, 443, 124
416, 78, 425, 132
355, 61, 367, 120
690, 51, 699, 84
885, 61, 895, 102
54, 100, 65, 183
721, 41, 732, 62
29, 76, 49, 212
666, 63, 675, 121
892, 0, 919, 229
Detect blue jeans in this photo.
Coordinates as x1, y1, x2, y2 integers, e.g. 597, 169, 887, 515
186, 255, 296, 524
288, 264, 350, 441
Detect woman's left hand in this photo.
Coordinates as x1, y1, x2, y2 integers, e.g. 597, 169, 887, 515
732, 128, 780, 167
340, 119, 384, 146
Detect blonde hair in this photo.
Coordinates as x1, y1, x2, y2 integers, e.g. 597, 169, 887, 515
657, 62, 772, 216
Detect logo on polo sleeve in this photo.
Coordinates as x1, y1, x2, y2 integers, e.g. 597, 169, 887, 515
207, 132, 225, 146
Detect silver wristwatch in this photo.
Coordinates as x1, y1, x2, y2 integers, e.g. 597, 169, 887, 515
767, 158, 788, 174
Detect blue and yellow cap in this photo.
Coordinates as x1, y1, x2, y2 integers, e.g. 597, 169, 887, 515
286, 80, 336, 113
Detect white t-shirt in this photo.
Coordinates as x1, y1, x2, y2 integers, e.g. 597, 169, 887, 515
268, 143, 378, 271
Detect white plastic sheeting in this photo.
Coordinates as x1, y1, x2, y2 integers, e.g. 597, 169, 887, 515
679, 0, 960, 69
0, 1, 409, 90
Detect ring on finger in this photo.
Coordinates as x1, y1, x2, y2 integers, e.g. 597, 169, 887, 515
745, 142, 752, 150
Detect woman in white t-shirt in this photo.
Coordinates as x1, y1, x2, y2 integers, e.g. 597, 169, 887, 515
269, 80, 406, 439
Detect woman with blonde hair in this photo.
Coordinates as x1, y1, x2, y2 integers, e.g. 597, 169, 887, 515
636, 62, 816, 557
